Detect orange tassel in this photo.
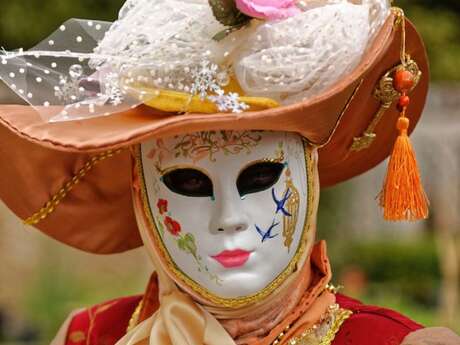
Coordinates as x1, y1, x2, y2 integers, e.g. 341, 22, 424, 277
379, 113, 429, 221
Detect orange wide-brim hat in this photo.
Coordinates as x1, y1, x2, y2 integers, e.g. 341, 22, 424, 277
0, 10, 429, 254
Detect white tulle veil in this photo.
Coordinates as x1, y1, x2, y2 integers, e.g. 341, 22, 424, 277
0, 0, 390, 122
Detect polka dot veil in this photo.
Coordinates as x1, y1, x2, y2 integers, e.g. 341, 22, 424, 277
0, 19, 143, 122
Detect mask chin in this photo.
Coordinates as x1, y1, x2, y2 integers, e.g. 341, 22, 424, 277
135, 130, 320, 307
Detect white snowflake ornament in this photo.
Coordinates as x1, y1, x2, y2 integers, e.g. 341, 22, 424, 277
208, 90, 249, 113
190, 60, 221, 100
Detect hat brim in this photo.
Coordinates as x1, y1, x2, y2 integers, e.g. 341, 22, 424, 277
0, 13, 429, 254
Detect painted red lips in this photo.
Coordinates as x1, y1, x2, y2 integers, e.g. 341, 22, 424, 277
211, 249, 252, 268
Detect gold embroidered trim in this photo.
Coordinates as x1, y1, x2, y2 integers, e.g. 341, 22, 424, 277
24, 149, 124, 226
325, 283, 344, 294
126, 300, 144, 333
271, 324, 292, 345
284, 306, 353, 345
135, 142, 316, 308
319, 308, 353, 345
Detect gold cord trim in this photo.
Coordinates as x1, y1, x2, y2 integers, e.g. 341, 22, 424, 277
126, 300, 144, 333
314, 78, 364, 149
135, 142, 316, 308
24, 149, 124, 226
393, 7, 407, 66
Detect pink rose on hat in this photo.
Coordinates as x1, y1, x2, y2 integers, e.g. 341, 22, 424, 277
235, 0, 300, 20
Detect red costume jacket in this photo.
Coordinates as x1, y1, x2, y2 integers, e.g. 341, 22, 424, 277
62, 293, 423, 345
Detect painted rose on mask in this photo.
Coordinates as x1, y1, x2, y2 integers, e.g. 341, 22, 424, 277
139, 130, 314, 301
164, 216, 181, 236
157, 198, 168, 215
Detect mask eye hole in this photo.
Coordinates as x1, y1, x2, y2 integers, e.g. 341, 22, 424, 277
237, 162, 285, 197
162, 168, 213, 197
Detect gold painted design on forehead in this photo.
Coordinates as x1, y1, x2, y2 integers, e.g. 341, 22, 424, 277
136, 140, 315, 308
173, 130, 263, 163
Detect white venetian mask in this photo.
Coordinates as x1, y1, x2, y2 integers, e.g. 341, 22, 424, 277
136, 130, 316, 306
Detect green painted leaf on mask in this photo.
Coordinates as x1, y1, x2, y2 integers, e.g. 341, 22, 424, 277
177, 233, 198, 258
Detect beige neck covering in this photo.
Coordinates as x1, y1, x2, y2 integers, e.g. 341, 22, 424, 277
119, 148, 332, 345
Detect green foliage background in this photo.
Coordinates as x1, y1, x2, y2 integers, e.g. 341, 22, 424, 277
0, 0, 459, 81
397, 0, 460, 81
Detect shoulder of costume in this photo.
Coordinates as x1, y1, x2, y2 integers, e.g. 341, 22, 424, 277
63, 295, 143, 345
332, 293, 423, 345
